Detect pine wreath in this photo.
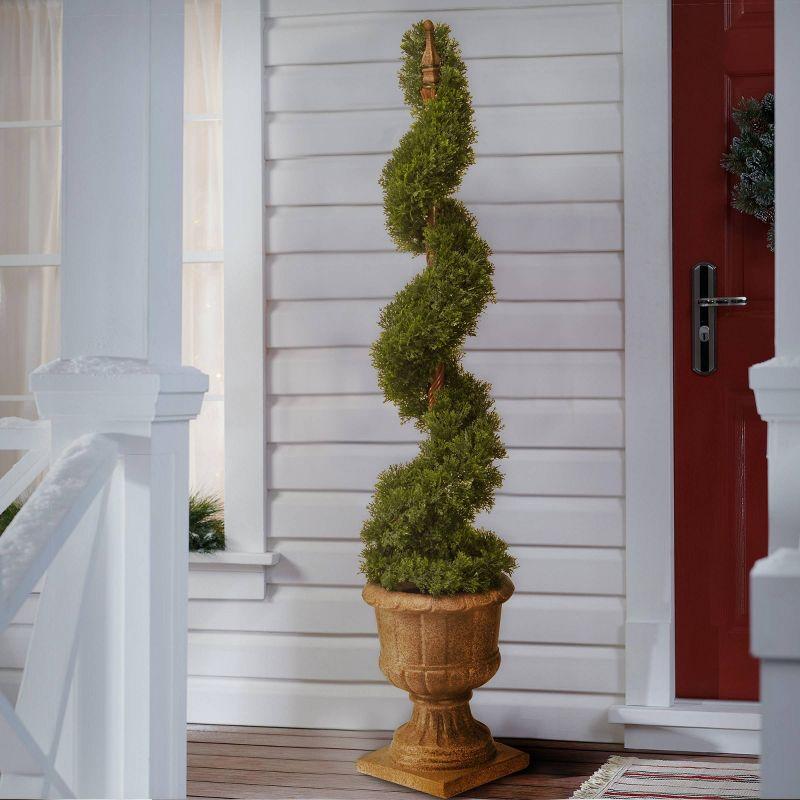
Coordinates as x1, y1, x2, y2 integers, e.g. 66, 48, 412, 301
722, 93, 775, 251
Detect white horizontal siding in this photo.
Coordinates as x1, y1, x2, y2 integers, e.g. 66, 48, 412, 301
189, 633, 624, 694
188, 678, 622, 741
187, 0, 625, 742
265, 6, 621, 65
269, 492, 624, 546
268, 252, 623, 301
265, 0, 615, 17
189, 586, 625, 644
268, 349, 624, 397
267, 104, 622, 159
0, 626, 624, 693
268, 153, 622, 205
265, 540, 624, 595
267, 56, 621, 112
269, 396, 624, 447
268, 203, 623, 253
269, 300, 623, 349
188, 566, 266, 600
268, 444, 624, 496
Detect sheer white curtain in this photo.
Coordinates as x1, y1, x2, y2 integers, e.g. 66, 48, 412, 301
183, 0, 225, 497
0, 0, 225, 496
0, 0, 61, 477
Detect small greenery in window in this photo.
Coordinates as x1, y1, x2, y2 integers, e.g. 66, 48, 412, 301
188, 492, 226, 553
0, 499, 22, 537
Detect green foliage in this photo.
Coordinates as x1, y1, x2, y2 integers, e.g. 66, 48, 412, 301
0, 499, 22, 537
188, 492, 226, 553
360, 21, 516, 596
380, 24, 476, 253
722, 93, 775, 250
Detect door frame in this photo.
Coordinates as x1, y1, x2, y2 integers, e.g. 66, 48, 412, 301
609, 0, 761, 754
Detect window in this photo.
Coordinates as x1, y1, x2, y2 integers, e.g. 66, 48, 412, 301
0, 0, 227, 501
1, 0, 267, 559
183, 0, 225, 498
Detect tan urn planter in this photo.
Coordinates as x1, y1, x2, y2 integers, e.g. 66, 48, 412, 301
356, 575, 529, 798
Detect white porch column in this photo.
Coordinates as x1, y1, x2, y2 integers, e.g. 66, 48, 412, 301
751, 550, 800, 797
749, 0, 800, 554
29, 2, 207, 798
749, 2, 800, 796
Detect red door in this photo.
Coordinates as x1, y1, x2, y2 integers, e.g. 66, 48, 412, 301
673, 0, 774, 700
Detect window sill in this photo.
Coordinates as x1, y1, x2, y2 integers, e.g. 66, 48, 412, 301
189, 551, 280, 600
189, 551, 280, 567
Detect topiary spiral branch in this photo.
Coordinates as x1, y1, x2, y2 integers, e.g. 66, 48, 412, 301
359, 20, 516, 596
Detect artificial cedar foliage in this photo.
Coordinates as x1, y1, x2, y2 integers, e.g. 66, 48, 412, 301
360, 21, 516, 596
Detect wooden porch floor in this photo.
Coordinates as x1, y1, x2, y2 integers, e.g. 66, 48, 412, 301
187, 725, 757, 800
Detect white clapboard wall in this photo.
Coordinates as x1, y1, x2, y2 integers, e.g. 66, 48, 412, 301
184, 0, 625, 742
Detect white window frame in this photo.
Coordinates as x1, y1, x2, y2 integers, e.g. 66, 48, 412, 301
218, 0, 271, 560
188, 0, 278, 595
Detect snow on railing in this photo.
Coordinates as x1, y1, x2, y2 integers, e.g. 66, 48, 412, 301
0, 432, 118, 799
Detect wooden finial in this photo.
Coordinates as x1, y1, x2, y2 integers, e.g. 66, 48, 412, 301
421, 20, 444, 407
420, 20, 440, 102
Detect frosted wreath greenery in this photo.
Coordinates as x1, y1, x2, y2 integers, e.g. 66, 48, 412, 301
359, 21, 516, 596
722, 93, 775, 251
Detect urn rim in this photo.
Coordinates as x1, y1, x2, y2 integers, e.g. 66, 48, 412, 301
362, 574, 514, 612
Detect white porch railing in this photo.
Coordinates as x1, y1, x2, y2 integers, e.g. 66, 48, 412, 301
0, 421, 118, 799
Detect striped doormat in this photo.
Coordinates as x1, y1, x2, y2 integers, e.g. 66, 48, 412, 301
572, 756, 759, 799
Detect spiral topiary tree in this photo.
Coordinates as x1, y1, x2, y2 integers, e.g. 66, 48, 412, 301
359, 20, 516, 597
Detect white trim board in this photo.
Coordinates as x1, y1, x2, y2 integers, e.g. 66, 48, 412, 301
610, 701, 760, 755
221, 0, 268, 555
189, 551, 279, 566
610, 700, 760, 731
188, 679, 623, 743
619, 0, 676, 722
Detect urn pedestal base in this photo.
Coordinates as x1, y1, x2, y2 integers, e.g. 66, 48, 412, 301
356, 742, 529, 799
360, 577, 525, 797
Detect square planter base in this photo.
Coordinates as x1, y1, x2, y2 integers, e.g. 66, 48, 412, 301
356, 742, 530, 799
